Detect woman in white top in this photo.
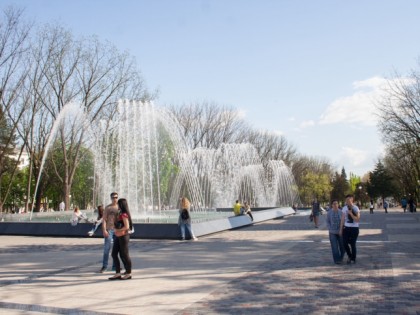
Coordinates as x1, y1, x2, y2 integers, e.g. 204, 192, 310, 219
340, 194, 360, 264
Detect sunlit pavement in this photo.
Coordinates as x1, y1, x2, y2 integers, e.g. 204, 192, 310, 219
0, 207, 419, 314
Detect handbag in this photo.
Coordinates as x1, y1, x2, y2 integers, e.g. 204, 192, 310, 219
309, 213, 314, 222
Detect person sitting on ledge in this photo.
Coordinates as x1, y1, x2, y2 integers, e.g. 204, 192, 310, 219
233, 200, 243, 216
71, 207, 90, 226
243, 201, 254, 221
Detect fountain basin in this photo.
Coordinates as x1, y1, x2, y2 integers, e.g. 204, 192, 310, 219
0, 207, 295, 239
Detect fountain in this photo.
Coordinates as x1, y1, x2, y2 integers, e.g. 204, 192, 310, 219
94, 100, 300, 214
0, 100, 300, 239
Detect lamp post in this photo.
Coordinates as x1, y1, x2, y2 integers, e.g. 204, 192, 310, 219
358, 185, 363, 208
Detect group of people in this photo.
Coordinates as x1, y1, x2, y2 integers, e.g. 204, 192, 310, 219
401, 196, 417, 213
71, 192, 134, 280
70, 193, 201, 280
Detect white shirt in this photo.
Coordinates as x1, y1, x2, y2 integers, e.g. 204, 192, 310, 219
342, 205, 360, 228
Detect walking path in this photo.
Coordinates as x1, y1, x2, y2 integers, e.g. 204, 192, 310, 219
0, 208, 419, 314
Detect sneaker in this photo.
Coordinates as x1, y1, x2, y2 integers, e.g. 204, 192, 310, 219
192, 237, 198, 241
99, 267, 107, 273
88, 231, 94, 236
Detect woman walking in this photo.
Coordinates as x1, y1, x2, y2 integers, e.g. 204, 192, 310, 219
326, 200, 344, 264
109, 198, 133, 280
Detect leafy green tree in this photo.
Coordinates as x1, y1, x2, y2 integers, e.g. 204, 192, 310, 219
349, 173, 361, 193
367, 161, 397, 203
299, 171, 332, 205
330, 167, 350, 204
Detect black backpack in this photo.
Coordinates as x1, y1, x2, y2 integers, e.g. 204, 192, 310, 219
181, 209, 189, 220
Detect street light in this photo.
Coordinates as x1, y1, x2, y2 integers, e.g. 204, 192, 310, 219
358, 186, 363, 208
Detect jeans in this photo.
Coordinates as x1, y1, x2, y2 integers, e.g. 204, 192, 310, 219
329, 232, 345, 263
180, 223, 195, 239
343, 226, 359, 261
112, 234, 132, 274
102, 229, 115, 268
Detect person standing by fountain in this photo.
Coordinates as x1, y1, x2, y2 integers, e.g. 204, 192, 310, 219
109, 198, 133, 280
59, 201, 65, 212
100, 192, 119, 273
178, 197, 198, 241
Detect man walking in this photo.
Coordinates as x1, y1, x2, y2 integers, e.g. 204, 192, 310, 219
100, 192, 119, 273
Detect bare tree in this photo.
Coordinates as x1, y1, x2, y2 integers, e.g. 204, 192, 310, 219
20, 24, 151, 211
245, 129, 297, 165
0, 7, 32, 211
168, 101, 251, 149
377, 69, 420, 199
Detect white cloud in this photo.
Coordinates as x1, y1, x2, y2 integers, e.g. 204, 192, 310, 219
339, 146, 367, 167
288, 117, 296, 122
319, 76, 388, 126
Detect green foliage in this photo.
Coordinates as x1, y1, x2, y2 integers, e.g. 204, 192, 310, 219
0, 106, 17, 177
156, 124, 180, 206
0, 166, 27, 212
367, 161, 397, 200
70, 148, 94, 209
298, 171, 332, 205
349, 173, 361, 192
43, 142, 94, 209
330, 167, 350, 203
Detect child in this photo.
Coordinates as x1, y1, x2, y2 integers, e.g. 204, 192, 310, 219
88, 205, 104, 236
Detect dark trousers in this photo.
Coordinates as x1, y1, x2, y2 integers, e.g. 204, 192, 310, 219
343, 226, 359, 261
111, 234, 132, 274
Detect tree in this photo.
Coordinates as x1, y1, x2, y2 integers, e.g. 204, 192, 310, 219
330, 167, 350, 204
0, 7, 32, 211
367, 161, 396, 203
298, 171, 332, 205
21, 24, 151, 211
167, 101, 251, 150
291, 155, 334, 201
245, 129, 297, 166
377, 67, 420, 200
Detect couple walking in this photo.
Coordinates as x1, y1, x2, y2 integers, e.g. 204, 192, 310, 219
101, 192, 133, 280
326, 194, 360, 265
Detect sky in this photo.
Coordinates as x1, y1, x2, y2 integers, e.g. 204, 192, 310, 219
3, 0, 420, 176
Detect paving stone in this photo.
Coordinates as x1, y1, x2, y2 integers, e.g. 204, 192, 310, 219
0, 208, 418, 314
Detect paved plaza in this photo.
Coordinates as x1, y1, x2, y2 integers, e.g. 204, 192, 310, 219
0, 208, 419, 315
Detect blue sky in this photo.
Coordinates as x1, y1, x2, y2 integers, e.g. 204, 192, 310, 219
4, 0, 420, 176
